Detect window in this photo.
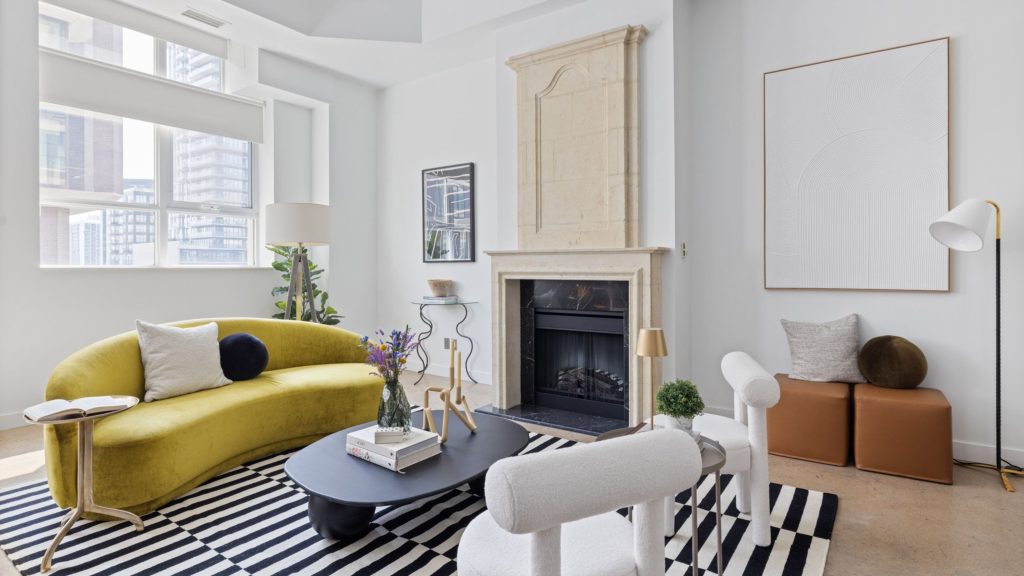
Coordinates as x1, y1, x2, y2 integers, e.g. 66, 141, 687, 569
37, 3, 259, 267
39, 104, 255, 267
38, 2, 224, 92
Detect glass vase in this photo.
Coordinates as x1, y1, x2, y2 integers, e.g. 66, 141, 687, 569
377, 378, 412, 433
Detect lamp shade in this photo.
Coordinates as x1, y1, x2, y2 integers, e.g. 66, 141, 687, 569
929, 199, 992, 252
265, 202, 331, 247
636, 328, 668, 358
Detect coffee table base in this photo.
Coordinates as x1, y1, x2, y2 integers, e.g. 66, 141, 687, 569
308, 495, 376, 539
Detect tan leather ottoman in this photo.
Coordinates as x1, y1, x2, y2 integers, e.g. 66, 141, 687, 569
854, 384, 952, 484
767, 374, 850, 466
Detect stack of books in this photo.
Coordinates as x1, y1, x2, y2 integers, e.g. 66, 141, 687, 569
346, 426, 441, 472
422, 295, 459, 304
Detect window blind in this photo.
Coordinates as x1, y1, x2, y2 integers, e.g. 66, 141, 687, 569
39, 47, 264, 143
45, 0, 229, 59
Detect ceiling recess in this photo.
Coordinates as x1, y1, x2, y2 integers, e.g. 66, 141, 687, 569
181, 7, 228, 29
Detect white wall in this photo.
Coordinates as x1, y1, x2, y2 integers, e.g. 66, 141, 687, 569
273, 101, 314, 201
0, 0, 277, 429
687, 0, 1024, 462
376, 58, 497, 382
257, 51, 380, 336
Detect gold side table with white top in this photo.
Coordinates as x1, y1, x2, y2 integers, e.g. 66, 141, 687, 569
25, 396, 144, 572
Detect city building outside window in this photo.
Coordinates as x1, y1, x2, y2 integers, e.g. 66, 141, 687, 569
37, 4, 256, 267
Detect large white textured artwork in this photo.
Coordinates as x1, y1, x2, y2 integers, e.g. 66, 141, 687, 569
764, 38, 949, 291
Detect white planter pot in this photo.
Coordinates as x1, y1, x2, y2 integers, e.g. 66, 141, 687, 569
664, 415, 699, 440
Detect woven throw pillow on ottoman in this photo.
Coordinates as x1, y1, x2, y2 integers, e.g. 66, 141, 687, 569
781, 314, 865, 383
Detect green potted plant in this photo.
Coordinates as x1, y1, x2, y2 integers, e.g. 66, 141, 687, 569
656, 380, 705, 438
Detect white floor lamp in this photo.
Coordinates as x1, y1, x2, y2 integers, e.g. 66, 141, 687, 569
266, 202, 331, 322
929, 198, 1020, 491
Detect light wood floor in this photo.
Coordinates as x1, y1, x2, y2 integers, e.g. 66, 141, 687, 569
3, 376, 1023, 575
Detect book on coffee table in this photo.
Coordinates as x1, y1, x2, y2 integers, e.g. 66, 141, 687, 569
23, 396, 134, 423
347, 426, 439, 459
345, 442, 441, 472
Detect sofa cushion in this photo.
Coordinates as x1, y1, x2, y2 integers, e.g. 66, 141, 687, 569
136, 320, 231, 401
219, 332, 270, 381
75, 363, 382, 512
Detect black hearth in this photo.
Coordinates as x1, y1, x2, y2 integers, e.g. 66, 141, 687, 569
521, 280, 629, 421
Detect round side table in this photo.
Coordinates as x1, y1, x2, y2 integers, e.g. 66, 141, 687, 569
670, 437, 726, 576
25, 396, 144, 572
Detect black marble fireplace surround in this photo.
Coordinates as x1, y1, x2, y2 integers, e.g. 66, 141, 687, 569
514, 280, 630, 432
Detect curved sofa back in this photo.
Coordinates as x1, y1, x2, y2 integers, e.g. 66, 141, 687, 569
46, 318, 367, 401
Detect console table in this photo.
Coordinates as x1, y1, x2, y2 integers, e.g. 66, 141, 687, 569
411, 299, 478, 385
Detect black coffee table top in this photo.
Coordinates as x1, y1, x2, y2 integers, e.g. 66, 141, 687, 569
285, 410, 530, 508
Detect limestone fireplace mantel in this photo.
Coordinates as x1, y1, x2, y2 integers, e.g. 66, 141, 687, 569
487, 247, 667, 426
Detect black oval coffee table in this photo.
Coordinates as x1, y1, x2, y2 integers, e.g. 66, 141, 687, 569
285, 410, 529, 539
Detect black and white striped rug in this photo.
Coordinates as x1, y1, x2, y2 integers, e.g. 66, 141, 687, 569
0, 434, 837, 575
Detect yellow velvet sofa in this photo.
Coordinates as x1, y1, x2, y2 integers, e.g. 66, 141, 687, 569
44, 318, 383, 516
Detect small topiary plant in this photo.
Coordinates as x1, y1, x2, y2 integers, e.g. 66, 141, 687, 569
656, 380, 705, 420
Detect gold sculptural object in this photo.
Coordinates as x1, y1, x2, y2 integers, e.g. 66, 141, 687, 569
423, 339, 477, 442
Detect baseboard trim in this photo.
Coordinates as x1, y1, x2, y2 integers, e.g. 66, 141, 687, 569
420, 364, 492, 386
0, 411, 25, 431
705, 403, 1024, 467
952, 439, 1024, 466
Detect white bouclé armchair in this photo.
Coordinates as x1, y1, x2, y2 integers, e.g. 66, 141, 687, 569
457, 428, 702, 576
693, 351, 780, 547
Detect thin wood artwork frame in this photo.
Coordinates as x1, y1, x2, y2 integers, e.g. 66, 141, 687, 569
422, 162, 476, 263
762, 37, 951, 292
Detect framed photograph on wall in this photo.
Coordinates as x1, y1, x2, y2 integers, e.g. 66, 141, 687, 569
423, 163, 475, 263
763, 38, 950, 291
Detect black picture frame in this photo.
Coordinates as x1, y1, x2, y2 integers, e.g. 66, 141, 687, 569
422, 163, 475, 263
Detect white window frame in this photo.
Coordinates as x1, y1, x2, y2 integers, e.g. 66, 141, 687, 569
38, 18, 263, 268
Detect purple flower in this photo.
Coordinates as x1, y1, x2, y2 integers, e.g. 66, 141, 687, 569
358, 326, 418, 382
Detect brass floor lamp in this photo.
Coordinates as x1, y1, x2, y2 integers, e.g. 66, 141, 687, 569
930, 199, 1021, 491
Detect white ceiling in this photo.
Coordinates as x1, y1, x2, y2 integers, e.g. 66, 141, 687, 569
124, 0, 588, 87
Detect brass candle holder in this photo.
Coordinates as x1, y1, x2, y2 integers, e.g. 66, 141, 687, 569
423, 339, 477, 442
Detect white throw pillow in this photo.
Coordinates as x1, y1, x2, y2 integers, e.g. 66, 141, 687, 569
137, 320, 232, 401
780, 314, 865, 383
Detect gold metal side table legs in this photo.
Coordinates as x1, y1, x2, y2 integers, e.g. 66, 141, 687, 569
40, 419, 144, 572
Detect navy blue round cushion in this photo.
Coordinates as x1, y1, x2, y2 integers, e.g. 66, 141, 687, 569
219, 333, 269, 381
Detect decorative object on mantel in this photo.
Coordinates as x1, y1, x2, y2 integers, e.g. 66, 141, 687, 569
423, 163, 475, 262
360, 327, 417, 434
929, 198, 1023, 491
423, 339, 478, 443
764, 38, 950, 291
427, 278, 456, 297
265, 202, 332, 321
636, 327, 668, 431
656, 379, 705, 440
858, 335, 928, 389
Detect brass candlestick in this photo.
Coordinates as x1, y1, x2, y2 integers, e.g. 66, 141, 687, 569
423, 339, 477, 442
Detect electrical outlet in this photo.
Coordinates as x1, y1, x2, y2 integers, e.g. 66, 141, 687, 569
443, 338, 451, 350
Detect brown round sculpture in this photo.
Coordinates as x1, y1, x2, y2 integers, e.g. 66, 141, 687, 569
858, 335, 928, 389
